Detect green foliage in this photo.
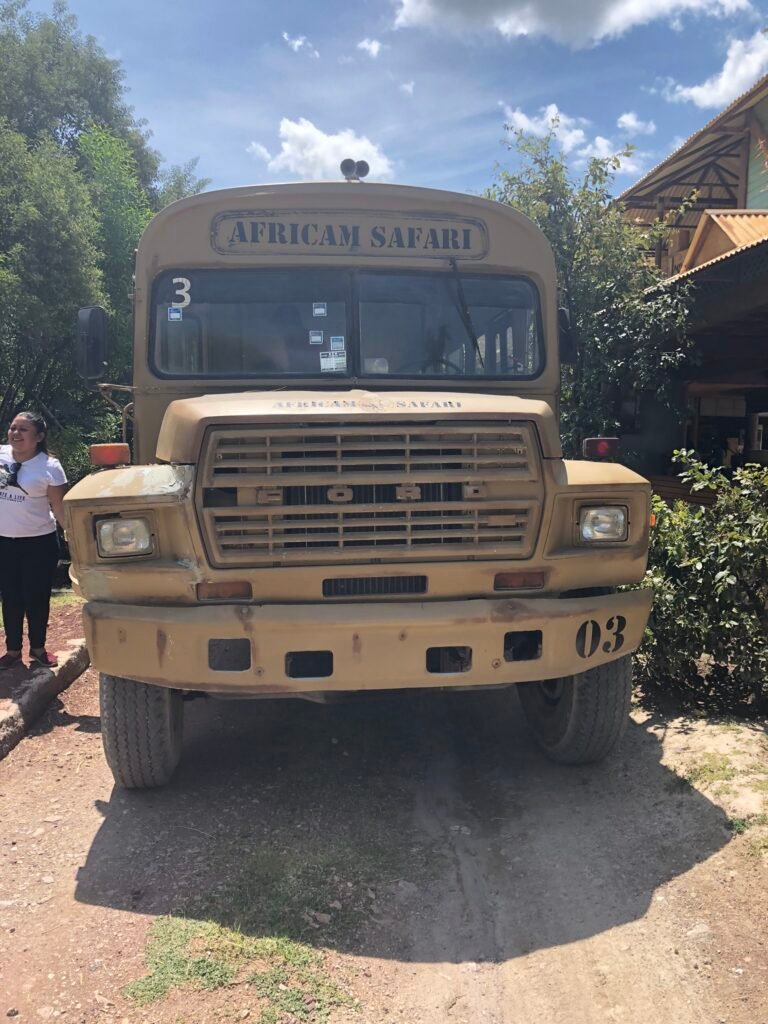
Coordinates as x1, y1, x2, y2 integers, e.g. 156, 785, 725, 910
0, 0, 159, 186
641, 451, 768, 711
489, 128, 692, 456
0, 2, 209, 478
78, 125, 152, 379
0, 121, 105, 441
153, 157, 211, 211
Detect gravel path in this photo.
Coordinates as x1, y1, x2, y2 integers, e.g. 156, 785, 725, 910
1, 665, 766, 1023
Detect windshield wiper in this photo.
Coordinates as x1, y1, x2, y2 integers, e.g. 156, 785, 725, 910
449, 258, 484, 369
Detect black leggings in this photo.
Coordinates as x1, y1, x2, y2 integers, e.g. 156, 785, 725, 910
0, 532, 60, 650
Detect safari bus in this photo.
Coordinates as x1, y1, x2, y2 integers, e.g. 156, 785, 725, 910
66, 161, 653, 788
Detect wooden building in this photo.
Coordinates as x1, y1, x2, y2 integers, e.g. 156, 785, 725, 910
618, 74, 768, 487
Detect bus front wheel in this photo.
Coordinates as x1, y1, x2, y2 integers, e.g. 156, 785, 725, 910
518, 656, 632, 764
99, 673, 184, 788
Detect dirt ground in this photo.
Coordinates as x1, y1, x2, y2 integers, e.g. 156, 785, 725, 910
1, 612, 767, 1023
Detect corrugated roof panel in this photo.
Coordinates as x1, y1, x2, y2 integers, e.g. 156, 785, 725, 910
710, 210, 768, 246
661, 233, 768, 285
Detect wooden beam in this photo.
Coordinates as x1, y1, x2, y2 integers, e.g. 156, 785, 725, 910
737, 133, 749, 206
625, 136, 741, 197
655, 196, 664, 268
712, 163, 738, 203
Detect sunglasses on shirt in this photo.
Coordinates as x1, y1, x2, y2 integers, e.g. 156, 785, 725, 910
5, 462, 28, 494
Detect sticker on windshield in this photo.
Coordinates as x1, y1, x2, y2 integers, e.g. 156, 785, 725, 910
313, 302, 327, 317
330, 336, 345, 351
168, 306, 183, 322
320, 351, 347, 372
309, 330, 324, 345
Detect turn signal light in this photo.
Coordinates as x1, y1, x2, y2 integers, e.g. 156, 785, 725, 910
494, 571, 545, 591
90, 443, 130, 467
649, 512, 657, 527
197, 581, 253, 601
582, 437, 619, 459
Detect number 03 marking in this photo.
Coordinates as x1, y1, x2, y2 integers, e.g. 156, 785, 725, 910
172, 277, 191, 307
575, 615, 627, 659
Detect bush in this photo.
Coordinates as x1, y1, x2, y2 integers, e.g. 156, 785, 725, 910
640, 451, 768, 713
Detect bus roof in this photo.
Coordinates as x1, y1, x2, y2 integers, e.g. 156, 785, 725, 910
137, 180, 556, 283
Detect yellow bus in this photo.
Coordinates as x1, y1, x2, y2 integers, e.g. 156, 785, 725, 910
67, 167, 652, 788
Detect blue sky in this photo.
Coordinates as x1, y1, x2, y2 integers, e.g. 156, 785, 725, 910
33, 0, 768, 194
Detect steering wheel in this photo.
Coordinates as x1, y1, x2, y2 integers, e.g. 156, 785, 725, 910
393, 357, 464, 375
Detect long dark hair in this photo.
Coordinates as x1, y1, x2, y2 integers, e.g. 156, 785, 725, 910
14, 411, 49, 454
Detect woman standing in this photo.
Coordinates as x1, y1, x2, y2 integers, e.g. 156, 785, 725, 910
0, 412, 67, 668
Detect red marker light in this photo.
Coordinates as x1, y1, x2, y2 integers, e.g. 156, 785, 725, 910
582, 437, 619, 460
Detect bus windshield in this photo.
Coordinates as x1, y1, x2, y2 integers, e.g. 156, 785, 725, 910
151, 268, 543, 380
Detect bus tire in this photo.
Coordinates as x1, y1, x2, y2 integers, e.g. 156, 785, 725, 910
99, 673, 184, 788
518, 655, 632, 764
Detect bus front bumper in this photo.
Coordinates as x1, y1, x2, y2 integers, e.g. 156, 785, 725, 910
83, 590, 653, 695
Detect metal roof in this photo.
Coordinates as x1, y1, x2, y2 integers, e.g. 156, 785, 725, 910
679, 209, 768, 272
659, 232, 768, 285
709, 210, 768, 246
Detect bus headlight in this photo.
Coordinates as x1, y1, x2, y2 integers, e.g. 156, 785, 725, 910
96, 517, 154, 557
579, 506, 627, 542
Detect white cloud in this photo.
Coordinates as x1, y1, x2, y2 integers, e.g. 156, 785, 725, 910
247, 142, 272, 163
663, 30, 768, 107
400, 80, 415, 95
503, 102, 648, 175
247, 118, 395, 181
617, 111, 657, 135
578, 137, 647, 175
578, 135, 615, 159
503, 102, 588, 153
282, 31, 320, 58
393, 0, 751, 48
357, 37, 383, 57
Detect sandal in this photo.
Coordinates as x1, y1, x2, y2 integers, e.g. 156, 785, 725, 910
30, 650, 58, 668
0, 652, 22, 669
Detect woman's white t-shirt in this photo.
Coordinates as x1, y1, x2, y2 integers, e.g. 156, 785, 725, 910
0, 445, 67, 538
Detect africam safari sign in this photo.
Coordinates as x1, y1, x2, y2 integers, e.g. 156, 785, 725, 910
211, 210, 489, 259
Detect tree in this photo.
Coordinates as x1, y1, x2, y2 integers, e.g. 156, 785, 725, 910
153, 157, 211, 211
489, 129, 692, 457
0, 120, 105, 427
0, 2, 210, 476
0, 0, 159, 188
78, 126, 153, 380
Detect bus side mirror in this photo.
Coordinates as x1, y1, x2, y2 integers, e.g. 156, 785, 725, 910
558, 307, 577, 365
77, 306, 109, 381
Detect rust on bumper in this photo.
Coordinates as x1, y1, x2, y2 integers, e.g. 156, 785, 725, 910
83, 590, 653, 695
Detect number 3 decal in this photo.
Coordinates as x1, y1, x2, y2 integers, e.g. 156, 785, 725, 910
172, 277, 191, 307
575, 615, 627, 659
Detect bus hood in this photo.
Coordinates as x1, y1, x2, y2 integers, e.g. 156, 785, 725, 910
155, 389, 563, 463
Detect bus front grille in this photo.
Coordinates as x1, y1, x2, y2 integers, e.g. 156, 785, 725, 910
197, 420, 542, 567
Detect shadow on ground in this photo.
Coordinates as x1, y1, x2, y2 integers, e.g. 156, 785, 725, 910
75, 688, 731, 964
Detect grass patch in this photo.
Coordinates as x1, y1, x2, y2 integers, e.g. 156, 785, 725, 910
727, 814, 768, 834
683, 753, 737, 787
50, 591, 83, 607
751, 778, 768, 793
250, 955, 349, 1023
209, 840, 398, 942
125, 827, 418, 1015
125, 919, 351, 1021
746, 833, 768, 859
